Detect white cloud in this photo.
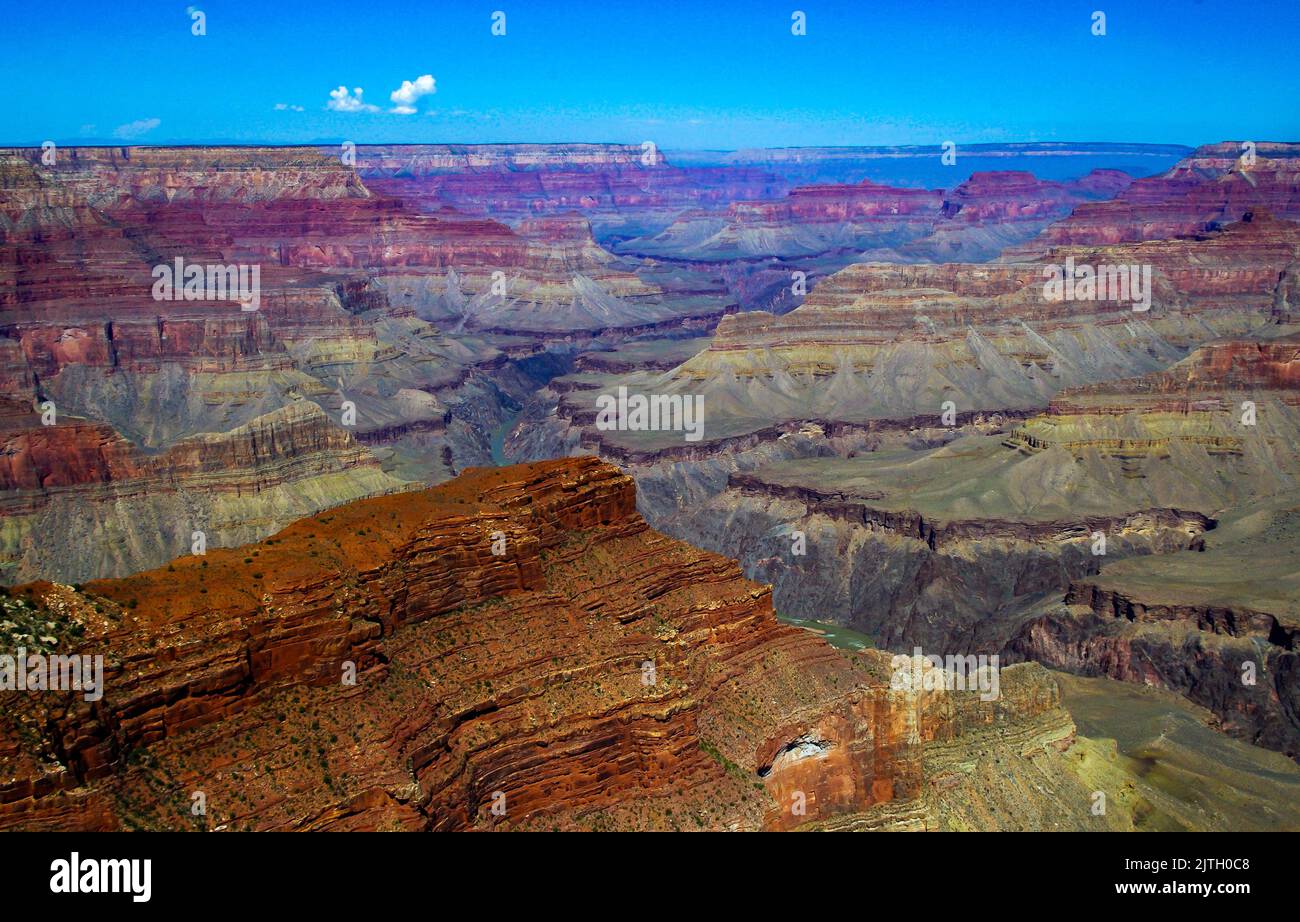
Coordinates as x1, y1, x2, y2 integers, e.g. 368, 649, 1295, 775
113, 118, 161, 139
274, 103, 305, 112
326, 86, 379, 113
389, 74, 435, 115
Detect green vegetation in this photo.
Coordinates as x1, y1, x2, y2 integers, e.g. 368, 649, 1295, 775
0, 592, 84, 654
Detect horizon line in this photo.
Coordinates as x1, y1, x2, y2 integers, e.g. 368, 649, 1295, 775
0, 140, 1211, 153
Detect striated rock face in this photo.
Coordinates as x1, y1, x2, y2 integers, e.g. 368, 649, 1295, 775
356, 143, 671, 173
1003, 333, 1300, 486
510, 257, 1299, 774
619, 180, 945, 261
579, 208, 1300, 452
897, 169, 1134, 262
514, 315, 1300, 763
627, 442, 1222, 655
1047, 335, 1300, 402
1005, 143, 1300, 256
0, 457, 1092, 831
1002, 333, 1300, 760
0, 143, 727, 582
9, 146, 369, 206
357, 143, 785, 236
12, 146, 682, 335
615, 169, 1132, 264
946, 170, 1133, 222
533, 211, 1299, 471
0, 398, 408, 583
2, 144, 732, 347
1010, 569, 1300, 761
494, 151, 1300, 778
6, 136, 1300, 828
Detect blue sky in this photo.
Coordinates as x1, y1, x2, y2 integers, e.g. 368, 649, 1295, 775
4, 0, 1298, 148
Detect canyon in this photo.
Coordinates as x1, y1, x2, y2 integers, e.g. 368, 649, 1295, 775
3, 458, 1294, 831
504, 142, 1300, 769
2, 139, 1298, 830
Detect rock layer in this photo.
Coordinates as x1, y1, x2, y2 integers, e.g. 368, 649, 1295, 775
0, 458, 1096, 831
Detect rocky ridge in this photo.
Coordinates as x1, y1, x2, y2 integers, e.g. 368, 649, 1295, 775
0, 457, 1104, 831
